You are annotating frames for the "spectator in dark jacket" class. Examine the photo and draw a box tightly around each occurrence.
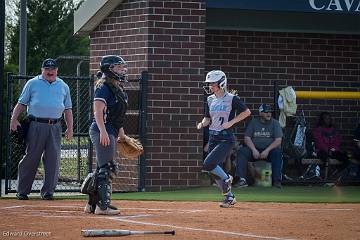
[312,112,348,167]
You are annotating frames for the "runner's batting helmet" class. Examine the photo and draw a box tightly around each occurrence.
[203,70,227,94]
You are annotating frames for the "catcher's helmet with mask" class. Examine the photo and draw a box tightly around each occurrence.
[203,70,227,94]
[100,55,127,81]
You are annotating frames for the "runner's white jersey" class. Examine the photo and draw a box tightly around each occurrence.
[205,92,247,132]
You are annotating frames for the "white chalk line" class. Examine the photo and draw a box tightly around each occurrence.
[20,213,297,240]
[1,204,353,213]
[0,204,83,210]
[32,213,154,219]
[111,218,297,240]
[121,207,206,213]
[1,205,27,209]
[1,206,155,219]
[43,206,354,213]
[253,208,352,212]
[1,205,205,212]
[1,205,207,217]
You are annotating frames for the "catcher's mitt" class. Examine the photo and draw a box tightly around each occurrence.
[117,136,144,159]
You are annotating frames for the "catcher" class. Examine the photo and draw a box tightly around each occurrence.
[84,55,130,215]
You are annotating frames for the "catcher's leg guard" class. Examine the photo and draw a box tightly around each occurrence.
[107,180,119,210]
[96,167,111,210]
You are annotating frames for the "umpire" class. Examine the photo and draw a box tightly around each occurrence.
[10,58,73,200]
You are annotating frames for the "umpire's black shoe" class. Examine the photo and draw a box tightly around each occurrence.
[41,194,54,200]
[16,193,29,200]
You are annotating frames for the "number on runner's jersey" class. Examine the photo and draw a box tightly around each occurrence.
[219,117,224,125]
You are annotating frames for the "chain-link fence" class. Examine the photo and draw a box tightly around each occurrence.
[109,72,148,192]
[3,71,148,194]
[4,74,94,193]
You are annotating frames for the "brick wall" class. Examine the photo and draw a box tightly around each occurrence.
[88,2,359,191]
[145,0,206,191]
[206,30,360,148]
[89,0,150,192]
[89,0,206,191]
[89,0,149,75]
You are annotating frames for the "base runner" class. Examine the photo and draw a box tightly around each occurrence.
[197,70,251,207]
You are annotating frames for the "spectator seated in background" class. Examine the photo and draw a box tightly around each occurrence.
[233,103,283,188]
[312,112,348,175]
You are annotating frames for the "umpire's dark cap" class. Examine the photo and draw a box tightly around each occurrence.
[259,103,272,113]
[42,58,58,69]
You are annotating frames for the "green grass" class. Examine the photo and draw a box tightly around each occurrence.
[3,186,360,203]
[108,186,360,203]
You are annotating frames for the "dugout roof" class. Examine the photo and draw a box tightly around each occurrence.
[74,0,360,35]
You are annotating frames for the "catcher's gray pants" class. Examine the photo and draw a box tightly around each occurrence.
[89,129,116,210]
[17,121,62,196]
[89,129,116,168]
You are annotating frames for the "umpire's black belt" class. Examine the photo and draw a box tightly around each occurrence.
[28,116,61,124]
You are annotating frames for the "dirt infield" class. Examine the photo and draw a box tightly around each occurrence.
[0,199,359,240]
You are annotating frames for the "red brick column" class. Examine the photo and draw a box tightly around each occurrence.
[89,0,206,191]
[146,0,206,191]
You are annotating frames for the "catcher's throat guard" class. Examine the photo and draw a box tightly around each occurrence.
[80,172,97,194]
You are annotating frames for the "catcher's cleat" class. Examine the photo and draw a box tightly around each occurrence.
[85,202,117,214]
[84,203,92,214]
[108,204,118,210]
[94,206,120,215]
[219,194,237,208]
[84,203,96,214]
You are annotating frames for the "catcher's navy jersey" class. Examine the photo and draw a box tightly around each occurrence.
[90,83,128,136]
[205,92,247,132]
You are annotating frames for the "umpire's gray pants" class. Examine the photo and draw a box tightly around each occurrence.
[17,121,62,196]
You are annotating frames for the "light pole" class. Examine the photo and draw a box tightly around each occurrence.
[0,0,5,197]
[19,0,27,75]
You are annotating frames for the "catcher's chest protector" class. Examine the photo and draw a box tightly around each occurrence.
[103,81,128,130]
